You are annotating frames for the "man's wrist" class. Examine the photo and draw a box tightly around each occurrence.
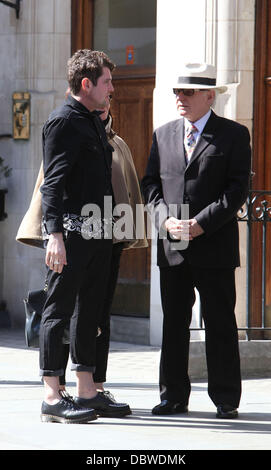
[49,232,63,239]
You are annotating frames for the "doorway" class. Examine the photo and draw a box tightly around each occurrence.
[71,0,156,317]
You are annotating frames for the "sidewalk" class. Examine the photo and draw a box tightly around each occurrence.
[0,328,271,454]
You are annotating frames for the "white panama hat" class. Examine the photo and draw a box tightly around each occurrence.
[173,63,227,94]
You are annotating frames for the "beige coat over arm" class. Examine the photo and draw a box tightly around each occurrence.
[16,117,148,251]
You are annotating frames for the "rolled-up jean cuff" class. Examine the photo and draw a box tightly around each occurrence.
[39,368,64,377]
[71,364,96,373]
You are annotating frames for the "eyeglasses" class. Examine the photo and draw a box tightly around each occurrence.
[173,88,206,97]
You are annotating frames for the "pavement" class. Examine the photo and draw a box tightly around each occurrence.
[0,328,271,461]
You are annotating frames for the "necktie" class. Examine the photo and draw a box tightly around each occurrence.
[184,124,198,161]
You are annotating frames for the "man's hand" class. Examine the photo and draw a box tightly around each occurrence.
[188,218,204,238]
[45,232,67,273]
[165,217,204,240]
[164,217,191,240]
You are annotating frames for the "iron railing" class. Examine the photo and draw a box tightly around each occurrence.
[237,190,271,338]
[190,189,271,340]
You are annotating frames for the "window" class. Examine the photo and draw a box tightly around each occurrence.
[93,0,156,68]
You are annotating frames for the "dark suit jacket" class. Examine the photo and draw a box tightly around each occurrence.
[142,110,251,268]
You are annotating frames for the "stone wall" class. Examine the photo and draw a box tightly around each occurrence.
[0,0,71,326]
[0,0,256,339]
[150,0,255,345]
[214,0,255,338]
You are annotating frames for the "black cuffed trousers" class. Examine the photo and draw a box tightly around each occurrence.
[39,232,112,377]
[59,242,124,385]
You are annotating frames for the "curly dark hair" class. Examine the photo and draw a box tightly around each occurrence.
[67,49,116,95]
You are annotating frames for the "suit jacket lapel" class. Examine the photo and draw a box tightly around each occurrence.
[186,110,219,168]
[173,118,187,172]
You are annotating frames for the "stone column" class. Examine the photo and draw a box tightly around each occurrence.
[150,0,255,345]
[214,0,255,338]
[0,0,71,326]
[150,0,207,345]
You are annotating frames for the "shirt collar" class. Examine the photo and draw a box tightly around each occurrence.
[66,94,101,118]
[185,109,211,135]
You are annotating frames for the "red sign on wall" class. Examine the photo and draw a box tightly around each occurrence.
[126,45,134,65]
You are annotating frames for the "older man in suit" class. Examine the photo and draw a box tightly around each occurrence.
[142,63,251,419]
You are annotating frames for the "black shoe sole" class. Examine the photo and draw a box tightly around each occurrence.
[41,413,97,424]
[152,407,188,416]
[152,410,188,416]
[216,412,238,419]
[96,408,132,418]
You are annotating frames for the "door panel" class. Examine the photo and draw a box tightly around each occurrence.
[71,0,155,316]
[110,77,154,316]
[71,0,94,52]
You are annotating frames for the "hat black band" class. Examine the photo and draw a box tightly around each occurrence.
[177,77,216,86]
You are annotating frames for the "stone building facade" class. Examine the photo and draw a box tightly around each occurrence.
[0,0,264,347]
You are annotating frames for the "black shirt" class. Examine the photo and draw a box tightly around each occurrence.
[41,95,113,234]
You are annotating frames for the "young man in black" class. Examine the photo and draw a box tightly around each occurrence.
[40,49,130,423]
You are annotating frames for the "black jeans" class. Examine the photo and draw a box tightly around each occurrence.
[59,242,124,385]
[159,260,241,408]
[39,232,112,377]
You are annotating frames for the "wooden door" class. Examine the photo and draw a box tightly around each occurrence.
[110,76,154,317]
[71,0,155,317]
[250,0,271,337]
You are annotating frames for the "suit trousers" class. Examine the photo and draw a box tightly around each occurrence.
[159,260,241,408]
[39,232,112,376]
[59,242,124,385]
